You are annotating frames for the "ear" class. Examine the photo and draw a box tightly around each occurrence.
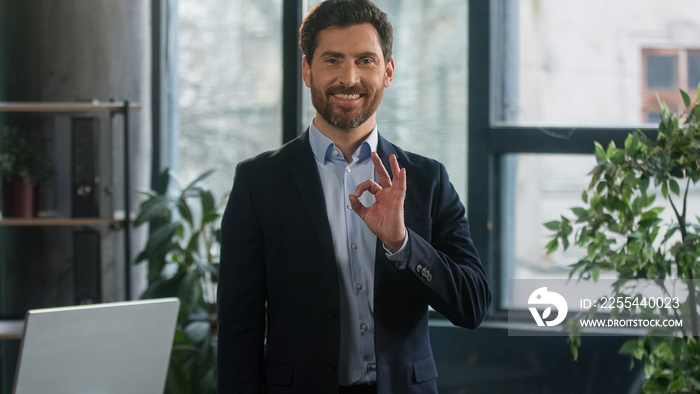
[384,56,395,88]
[302,55,312,88]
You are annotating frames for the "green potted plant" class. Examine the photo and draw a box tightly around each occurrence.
[134,168,223,394]
[545,86,700,392]
[0,125,54,217]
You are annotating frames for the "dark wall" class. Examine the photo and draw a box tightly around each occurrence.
[2,1,148,102]
[0,2,151,392]
[0,0,8,102]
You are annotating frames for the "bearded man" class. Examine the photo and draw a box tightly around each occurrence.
[217,1,492,393]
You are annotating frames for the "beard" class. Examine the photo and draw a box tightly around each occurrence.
[309,80,383,130]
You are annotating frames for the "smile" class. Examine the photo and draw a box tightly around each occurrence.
[333,93,361,100]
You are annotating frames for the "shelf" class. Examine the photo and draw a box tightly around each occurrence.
[0,100,138,299]
[0,101,141,113]
[0,218,122,227]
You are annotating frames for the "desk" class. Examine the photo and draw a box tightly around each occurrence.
[0,320,24,339]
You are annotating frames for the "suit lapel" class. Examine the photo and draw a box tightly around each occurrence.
[287,131,337,265]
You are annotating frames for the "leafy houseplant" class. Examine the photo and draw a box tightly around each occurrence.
[135,168,223,394]
[0,126,54,217]
[546,86,700,393]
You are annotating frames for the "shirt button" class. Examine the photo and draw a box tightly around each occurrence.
[361,323,369,331]
[351,243,358,250]
[333,150,339,156]
[346,166,352,173]
[356,283,363,291]
[347,204,353,210]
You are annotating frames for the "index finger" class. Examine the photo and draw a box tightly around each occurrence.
[371,152,392,187]
[389,154,406,192]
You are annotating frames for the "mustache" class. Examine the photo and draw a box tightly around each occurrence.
[326,86,366,95]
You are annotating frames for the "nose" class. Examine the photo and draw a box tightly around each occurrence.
[338,62,360,86]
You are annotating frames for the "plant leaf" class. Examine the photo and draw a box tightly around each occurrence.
[681,88,691,108]
[202,212,220,225]
[654,342,673,361]
[669,179,680,196]
[545,238,559,254]
[200,189,217,217]
[177,198,194,227]
[183,168,217,192]
[594,142,607,164]
[619,339,639,355]
[134,195,175,226]
[544,220,561,231]
[661,182,669,199]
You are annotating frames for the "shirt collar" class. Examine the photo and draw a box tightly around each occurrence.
[309,120,378,164]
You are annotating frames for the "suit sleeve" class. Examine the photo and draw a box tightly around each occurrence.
[402,162,492,329]
[217,163,266,393]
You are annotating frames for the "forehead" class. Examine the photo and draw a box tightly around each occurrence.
[314,23,383,58]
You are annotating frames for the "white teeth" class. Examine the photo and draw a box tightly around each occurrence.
[334,93,360,100]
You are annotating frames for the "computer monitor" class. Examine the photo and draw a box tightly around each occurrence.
[12,298,180,394]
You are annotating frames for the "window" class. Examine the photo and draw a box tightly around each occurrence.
[469,0,700,310]
[173,0,700,312]
[176,0,467,203]
[643,48,700,123]
[177,0,283,200]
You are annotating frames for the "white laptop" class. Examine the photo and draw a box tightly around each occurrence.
[12,298,180,394]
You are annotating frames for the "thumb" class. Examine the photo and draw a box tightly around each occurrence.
[348,194,368,219]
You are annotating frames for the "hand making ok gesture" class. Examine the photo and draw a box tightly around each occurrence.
[348,152,407,253]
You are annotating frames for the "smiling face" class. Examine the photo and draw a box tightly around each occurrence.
[302,23,394,134]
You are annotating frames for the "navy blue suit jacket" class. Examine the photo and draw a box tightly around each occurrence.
[217,131,491,393]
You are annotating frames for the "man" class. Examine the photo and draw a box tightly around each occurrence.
[217,0,491,393]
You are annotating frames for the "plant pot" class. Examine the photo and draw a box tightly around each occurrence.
[2,177,37,218]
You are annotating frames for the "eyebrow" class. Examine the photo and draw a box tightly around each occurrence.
[319,51,381,59]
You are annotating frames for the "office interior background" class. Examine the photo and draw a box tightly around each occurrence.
[1,0,699,392]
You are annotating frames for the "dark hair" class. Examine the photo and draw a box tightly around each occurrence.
[299,0,393,65]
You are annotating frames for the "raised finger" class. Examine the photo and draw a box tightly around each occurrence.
[390,155,407,192]
[354,179,382,197]
[371,152,392,187]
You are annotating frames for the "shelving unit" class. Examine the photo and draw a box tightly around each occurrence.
[0,101,141,320]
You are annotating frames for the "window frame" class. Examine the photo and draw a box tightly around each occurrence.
[642,48,700,122]
[467,1,657,317]
[154,0,662,317]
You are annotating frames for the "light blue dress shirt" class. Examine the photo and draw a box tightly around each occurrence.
[308,122,408,385]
